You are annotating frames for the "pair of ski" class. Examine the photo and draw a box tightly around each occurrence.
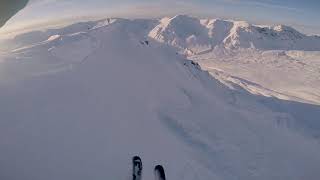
[132,156,166,180]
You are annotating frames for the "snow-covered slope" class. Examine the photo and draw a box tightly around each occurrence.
[190,48,320,105]
[149,15,212,55]
[149,15,320,52]
[1,18,320,180]
[2,19,117,51]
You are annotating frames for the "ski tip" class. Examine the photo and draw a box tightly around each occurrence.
[132,156,143,180]
[154,165,164,171]
[154,165,166,180]
[132,156,142,162]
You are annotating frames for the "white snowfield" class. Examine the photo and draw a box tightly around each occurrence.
[0,16,320,180]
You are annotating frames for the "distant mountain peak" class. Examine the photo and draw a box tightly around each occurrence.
[149,15,320,52]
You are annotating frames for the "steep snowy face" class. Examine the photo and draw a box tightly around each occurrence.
[149,15,211,54]
[205,19,233,46]
[223,21,258,49]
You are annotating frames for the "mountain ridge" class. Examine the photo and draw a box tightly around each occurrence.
[4,15,320,54]
[148,15,320,53]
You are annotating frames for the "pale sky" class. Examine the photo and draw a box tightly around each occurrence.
[1,0,320,35]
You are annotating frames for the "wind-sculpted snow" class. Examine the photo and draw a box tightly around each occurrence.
[1,17,320,180]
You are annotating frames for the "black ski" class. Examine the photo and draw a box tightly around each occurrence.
[132,156,143,180]
[154,165,166,180]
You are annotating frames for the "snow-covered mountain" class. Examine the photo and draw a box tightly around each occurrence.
[223,23,320,50]
[149,15,320,53]
[1,17,320,180]
[148,15,212,55]
[148,15,320,105]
